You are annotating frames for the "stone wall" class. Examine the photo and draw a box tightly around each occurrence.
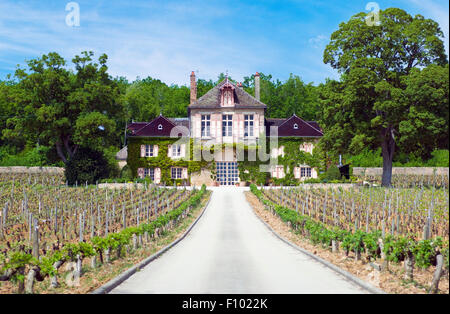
[353,167,449,176]
[0,166,64,174]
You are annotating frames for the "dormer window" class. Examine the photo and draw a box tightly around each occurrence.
[158,124,163,130]
[220,77,235,107]
[224,90,233,106]
[293,123,298,129]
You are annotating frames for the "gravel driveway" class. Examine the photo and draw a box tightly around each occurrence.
[110,187,368,294]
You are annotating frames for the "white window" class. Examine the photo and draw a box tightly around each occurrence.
[225,90,233,106]
[171,167,183,179]
[301,167,312,178]
[222,114,232,137]
[145,144,154,157]
[201,115,211,137]
[144,168,155,181]
[172,144,181,157]
[273,165,285,178]
[158,124,163,130]
[293,123,298,129]
[244,114,254,137]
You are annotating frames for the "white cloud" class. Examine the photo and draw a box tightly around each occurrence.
[0,1,271,85]
[308,35,328,49]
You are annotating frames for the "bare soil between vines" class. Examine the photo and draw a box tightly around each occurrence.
[0,191,211,294]
[245,191,449,294]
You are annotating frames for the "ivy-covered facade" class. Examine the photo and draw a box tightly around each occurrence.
[121,72,323,186]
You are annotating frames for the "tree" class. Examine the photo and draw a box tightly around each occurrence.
[242,73,319,120]
[2,51,124,164]
[397,64,449,157]
[321,8,448,186]
[65,146,110,185]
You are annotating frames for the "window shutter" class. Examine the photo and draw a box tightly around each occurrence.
[140,145,145,157]
[294,167,300,179]
[182,168,188,179]
[180,144,186,158]
[272,166,277,178]
[154,145,158,157]
[137,168,144,178]
[167,145,172,157]
[154,168,161,184]
[277,166,285,179]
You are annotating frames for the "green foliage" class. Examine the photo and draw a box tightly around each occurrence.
[426,150,449,167]
[344,148,383,167]
[344,148,448,167]
[242,73,320,120]
[325,164,342,181]
[2,51,125,164]
[0,145,53,167]
[127,137,206,185]
[65,146,111,185]
[320,8,448,186]
[120,164,133,181]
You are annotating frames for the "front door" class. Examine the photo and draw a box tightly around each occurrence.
[216,161,239,186]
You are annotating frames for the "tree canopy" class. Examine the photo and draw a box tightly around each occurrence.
[319,7,448,186]
[2,51,124,164]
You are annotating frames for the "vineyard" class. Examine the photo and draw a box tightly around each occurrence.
[355,173,449,189]
[251,183,449,293]
[0,172,208,293]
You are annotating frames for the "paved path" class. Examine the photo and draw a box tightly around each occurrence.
[110,187,368,294]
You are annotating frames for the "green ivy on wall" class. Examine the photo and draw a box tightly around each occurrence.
[127,137,323,185]
[127,137,207,185]
[238,137,324,186]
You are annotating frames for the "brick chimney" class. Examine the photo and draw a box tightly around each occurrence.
[190,71,197,105]
[254,72,260,101]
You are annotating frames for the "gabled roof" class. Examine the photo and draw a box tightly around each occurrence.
[266,115,323,137]
[128,115,190,137]
[189,78,267,109]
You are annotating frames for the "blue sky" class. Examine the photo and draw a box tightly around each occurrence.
[0,0,448,86]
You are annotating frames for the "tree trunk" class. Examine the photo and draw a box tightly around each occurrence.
[55,141,68,164]
[381,128,395,187]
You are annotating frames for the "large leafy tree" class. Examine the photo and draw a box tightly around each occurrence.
[321,8,448,186]
[3,51,124,164]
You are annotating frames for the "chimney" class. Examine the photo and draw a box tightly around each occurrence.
[254,72,260,101]
[190,71,197,105]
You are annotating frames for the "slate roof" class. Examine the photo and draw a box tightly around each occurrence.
[127,115,190,137]
[266,115,323,137]
[188,78,267,109]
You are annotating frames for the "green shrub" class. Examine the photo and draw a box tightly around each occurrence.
[345,148,383,167]
[426,150,449,167]
[120,164,133,181]
[325,165,342,181]
[0,146,50,167]
[65,147,110,185]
